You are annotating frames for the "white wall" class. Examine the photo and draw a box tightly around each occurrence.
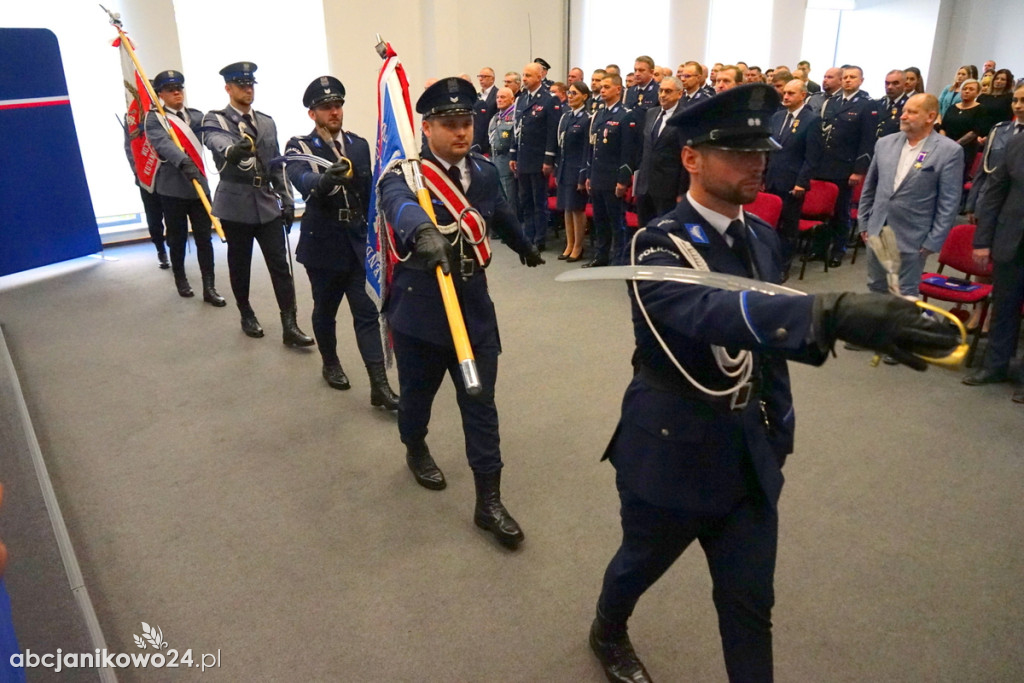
[931,0,1024,93]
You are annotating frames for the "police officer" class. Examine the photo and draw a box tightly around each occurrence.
[815,65,878,267]
[624,56,659,113]
[488,86,518,217]
[583,73,638,267]
[284,77,398,408]
[144,70,224,305]
[123,125,167,270]
[203,62,313,346]
[534,57,554,88]
[510,62,561,250]
[876,69,910,138]
[587,84,959,683]
[376,77,544,549]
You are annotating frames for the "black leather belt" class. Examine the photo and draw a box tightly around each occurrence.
[336,208,360,222]
[402,252,480,279]
[221,176,264,187]
[637,364,759,412]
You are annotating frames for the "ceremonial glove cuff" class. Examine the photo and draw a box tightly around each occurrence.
[812,292,959,371]
[225,138,254,165]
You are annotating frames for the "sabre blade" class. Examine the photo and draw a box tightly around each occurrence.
[555,265,808,297]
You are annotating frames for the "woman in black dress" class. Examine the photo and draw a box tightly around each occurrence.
[978,68,1015,133]
[555,82,592,262]
[939,79,988,183]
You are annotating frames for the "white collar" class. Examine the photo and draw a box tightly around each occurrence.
[229,104,252,118]
[686,192,744,242]
[528,85,542,97]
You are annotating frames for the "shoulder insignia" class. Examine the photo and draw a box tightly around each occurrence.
[684,223,709,244]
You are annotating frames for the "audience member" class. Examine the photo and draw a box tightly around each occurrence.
[555,81,592,262]
[625,56,658,112]
[714,65,743,93]
[635,76,686,225]
[489,86,519,217]
[904,66,925,95]
[939,65,977,119]
[876,69,909,139]
[473,66,498,154]
[939,78,988,183]
[979,69,1016,131]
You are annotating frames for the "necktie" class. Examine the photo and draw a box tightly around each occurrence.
[1015,123,1023,135]
[780,112,792,137]
[334,140,343,157]
[725,220,753,277]
[242,113,256,137]
[652,110,664,143]
[446,164,464,194]
[174,110,186,122]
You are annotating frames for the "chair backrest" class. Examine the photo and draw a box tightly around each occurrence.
[938,223,993,277]
[800,180,839,220]
[743,192,783,228]
[966,151,984,181]
[850,180,864,215]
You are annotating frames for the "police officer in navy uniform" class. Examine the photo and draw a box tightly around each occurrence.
[510,62,562,250]
[203,62,313,347]
[376,78,544,549]
[815,65,878,266]
[123,126,168,270]
[875,69,910,139]
[284,76,398,408]
[587,84,959,682]
[145,70,224,305]
[624,56,659,114]
[534,57,554,89]
[584,73,638,267]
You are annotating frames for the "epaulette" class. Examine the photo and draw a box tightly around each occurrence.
[469,151,495,168]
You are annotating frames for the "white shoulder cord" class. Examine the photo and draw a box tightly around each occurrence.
[629,228,753,398]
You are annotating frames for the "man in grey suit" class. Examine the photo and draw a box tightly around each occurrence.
[203,62,312,346]
[858,93,963,297]
[963,127,1024,401]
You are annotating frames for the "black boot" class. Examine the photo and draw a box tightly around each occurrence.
[281,309,315,347]
[240,309,264,338]
[367,363,399,410]
[473,470,524,548]
[322,363,350,390]
[157,248,170,270]
[589,612,652,683]
[173,270,194,297]
[201,273,226,307]
[405,442,446,490]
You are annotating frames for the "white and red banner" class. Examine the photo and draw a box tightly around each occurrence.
[113,33,160,191]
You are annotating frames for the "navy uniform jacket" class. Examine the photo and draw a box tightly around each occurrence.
[377,149,534,348]
[974,132,1024,262]
[635,105,686,200]
[680,89,708,109]
[765,105,823,194]
[586,100,639,191]
[605,199,827,512]
[817,91,878,179]
[624,80,658,113]
[875,93,909,138]
[966,120,1018,213]
[586,95,603,115]
[284,129,372,271]
[144,107,209,199]
[510,87,562,173]
[556,108,591,187]
[472,87,498,154]
[203,106,293,224]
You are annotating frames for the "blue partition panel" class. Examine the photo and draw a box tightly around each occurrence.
[0,28,101,277]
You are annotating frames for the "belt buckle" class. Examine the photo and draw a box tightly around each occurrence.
[729,382,753,411]
[252,176,263,187]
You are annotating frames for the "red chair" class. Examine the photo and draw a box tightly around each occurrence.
[743,192,783,229]
[546,173,563,237]
[795,180,839,280]
[963,151,983,193]
[849,180,865,264]
[919,223,994,366]
[623,185,640,229]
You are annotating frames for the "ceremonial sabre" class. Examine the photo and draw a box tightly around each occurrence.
[373,35,481,396]
[556,265,969,368]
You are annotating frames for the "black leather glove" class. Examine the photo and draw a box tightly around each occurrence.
[225,138,254,165]
[413,223,455,275]
[813,292,959,370]
[519,247,545,267]
[281,207,295,232]
[316,159,353,194]
[179,158,204,183]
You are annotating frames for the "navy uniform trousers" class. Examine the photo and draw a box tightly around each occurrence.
[161,196,214,275]
[140,187,166,253]
[303,237,382,368]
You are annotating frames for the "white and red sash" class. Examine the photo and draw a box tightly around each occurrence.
[164,112,206,175]
[419,159,491,267]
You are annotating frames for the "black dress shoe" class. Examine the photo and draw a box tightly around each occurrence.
[557,253,570,260]
[174,273,194,297]
[241,314,264,338]
[473,471,524,549]
[566,254,583,263]
[406,444,446,490]
[589,617,652,683]
[322,363,350,390]
[536,242,546,252]
[882,354,899,365]
[581,258,609,268]
[157,250,170,270]
[828,257,843,268]
[962,367,1009,386]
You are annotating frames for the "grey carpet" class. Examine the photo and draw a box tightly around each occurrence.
[0,233,1021,682]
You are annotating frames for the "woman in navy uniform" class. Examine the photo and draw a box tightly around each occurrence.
[587,84,958,683]
[376,78,544,549]
[285,76,398,409]
[555,81,592,262]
